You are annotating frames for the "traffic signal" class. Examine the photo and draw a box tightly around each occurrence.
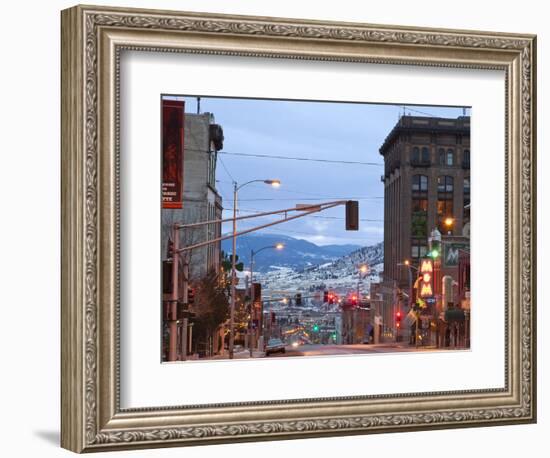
[345,200,359,231]
[397,289,404,302]
[395,311,402,328]
[188,288,195,305]
[313,324,320,332]
[328,292,334,304]
[295,293,302,306]
[323,290,329,303]
[351,294,358,305]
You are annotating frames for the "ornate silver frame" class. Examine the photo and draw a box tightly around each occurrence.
[61,4,537,453]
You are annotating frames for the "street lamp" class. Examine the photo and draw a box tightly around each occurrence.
[444,217,454,235]
[398,260,419,308]
[229,179,281,359]
[249,243,285,355]
[398,260,421,346]
[357,264,369,304]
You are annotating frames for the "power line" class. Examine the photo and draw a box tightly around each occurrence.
[218,156,236,183]
[401,105,444,118]
[235,197,383,202]
[223,207,383,223]
[216,179,378,200]
[218,151,383,167]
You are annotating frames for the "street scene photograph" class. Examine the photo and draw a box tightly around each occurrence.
[161,95,471,362]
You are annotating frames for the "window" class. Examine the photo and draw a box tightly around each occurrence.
[411,244,428,259]
[412,198,428,212]
[438,175,454,233]
[411,209,427,237]
[437,199,453,216]
[463,149,470,168]
[438,175,454,192]
[421,146,430,162]
[446,149,454,166]
[412,175,428,239]
[464,176,471,226]
[438,148,445,165]
[412,146,420,162]
[412,175,428,192]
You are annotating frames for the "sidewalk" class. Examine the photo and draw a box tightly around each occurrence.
[208,349,266,360]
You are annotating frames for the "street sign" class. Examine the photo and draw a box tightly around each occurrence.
[296,203,321,212]
[443,243,468,267]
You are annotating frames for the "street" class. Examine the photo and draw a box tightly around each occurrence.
[268,343,442,357]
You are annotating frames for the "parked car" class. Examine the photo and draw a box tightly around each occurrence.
[266,338,286,355]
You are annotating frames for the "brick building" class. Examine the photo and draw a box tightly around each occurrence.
[378,115,470,335]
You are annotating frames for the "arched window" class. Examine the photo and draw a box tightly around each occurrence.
[446,148,454,166]
[421,146,430,163]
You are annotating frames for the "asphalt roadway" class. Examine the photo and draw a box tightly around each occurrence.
[267,343,444,357]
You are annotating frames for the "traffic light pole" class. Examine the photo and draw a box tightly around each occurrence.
[168,199,358,361]
[168,225,179,362]
[181,256,189,361]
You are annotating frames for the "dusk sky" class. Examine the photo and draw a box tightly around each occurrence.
[169,95,468,248]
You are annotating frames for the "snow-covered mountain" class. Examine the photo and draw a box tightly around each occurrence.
[257,241,384,298]
[221,233,361,272]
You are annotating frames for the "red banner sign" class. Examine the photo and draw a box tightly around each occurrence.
[162,99,185,209]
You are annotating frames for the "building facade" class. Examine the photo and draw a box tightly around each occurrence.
[161,112,224,279]
[378,115,470,337]
[161,108,225,361]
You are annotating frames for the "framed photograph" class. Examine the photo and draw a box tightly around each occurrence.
[61,4,536,453]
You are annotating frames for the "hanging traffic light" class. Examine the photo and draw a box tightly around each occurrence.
[323,290,329,303]
[345,200,359,231]
[351,294,358,305]
[295,293,302,306]
[328,292,334,304]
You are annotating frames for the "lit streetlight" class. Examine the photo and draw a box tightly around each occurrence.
[444,216,454,235]
[357,264,369,304]
[229,179,281,359]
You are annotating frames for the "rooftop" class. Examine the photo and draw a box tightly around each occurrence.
[379,115,470,156]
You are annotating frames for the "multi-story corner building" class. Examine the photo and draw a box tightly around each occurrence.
[378,115,470,336]
[161,111,224,279]
[161,105,225,361]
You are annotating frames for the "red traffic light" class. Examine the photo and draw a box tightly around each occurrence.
[396,311,402,318]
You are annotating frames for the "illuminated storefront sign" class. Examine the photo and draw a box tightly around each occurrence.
[419,258,434,298]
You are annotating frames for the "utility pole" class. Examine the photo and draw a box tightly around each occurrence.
[229,182,238,359]
[181,254,189,361]
[168,224,179,362]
